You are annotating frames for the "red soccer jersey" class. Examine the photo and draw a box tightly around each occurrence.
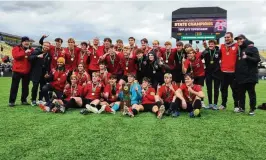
[74,71,91,87]
[12,46,34,74]
[184,53,205,77]
[104,84,120,102]
[83,81,104,100]
[158,84,179,103]
[88,46,104,71]
[143,47,152,56]
[220,43,238,72]
[161,48,176,70]
[77,50,90,70]
[142,87,156,104]
[65,47,81,72]
[99,71,111,87]
[105,54,121,74]
[180,84,202,102]
[129,45,138,58]
[63,83,83,101]
[49,45,65,70]
[50,69,68,92]
[120,56,137,76]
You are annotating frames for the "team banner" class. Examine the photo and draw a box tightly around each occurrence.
[172,18,227,33]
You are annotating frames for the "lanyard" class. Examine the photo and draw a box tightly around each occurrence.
[110,54,116,66]
[92,83,98,92]
[177,51,183,62]
[209,48,216,61]
[165,50,171,61]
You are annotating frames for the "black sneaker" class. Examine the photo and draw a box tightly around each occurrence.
[80,109,89,115]
[9,103,15,107]
[21,101,30,105]
[249,110,255,116]
[164,109,172,116]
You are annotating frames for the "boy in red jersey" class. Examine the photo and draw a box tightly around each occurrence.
[154,73,180,118]
[77,42,90,70]
[80,72,105,115]
[73,63,90,86]
[98,61,111,86]
[65,38,81,72]
[175,73,205,118]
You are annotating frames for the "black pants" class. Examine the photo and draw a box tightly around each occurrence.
[42,84,63,103]
[9,72,30,103]
[220,72,238,108]
[31,78,46,101]
[205,74,221,105]
[238,83,256,111]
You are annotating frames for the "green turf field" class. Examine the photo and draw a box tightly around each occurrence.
[0,77,266,160]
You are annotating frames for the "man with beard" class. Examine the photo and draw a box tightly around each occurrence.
[29,41,51,106]
[140,38,152,56]
[9,36,34,107]
[65,38,81,72]
[234,34,260,115]
[219,32,238,111]
[39,35,65,70]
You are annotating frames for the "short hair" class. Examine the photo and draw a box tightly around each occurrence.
[110,75,117,79]
[225,32,233,38]
[136,48,144,55]
[67,38,75,44]
[43,41,50,45]
[55,38,63,43]
[123,46,130,50]
[92,72,100,77]
[184,73,194,80]
[141,38,148,44]
[184,43,192,49]
[81,41,88,47]
[164,73,172,78]
[185,47,196,54]
[208,40,217,45]
[77,62,85,67]
[116,39,123,43]
[128,37,135,41]
[164,41,172,46]
[127,73,136,78]
[142,77,151,83]
[104,37,112,44]
[152,40,159,45]
[176,41,183,46]
[110,44,114,48]
[70,74,77,80]
[57,57,65,64]
[99,61,106,66]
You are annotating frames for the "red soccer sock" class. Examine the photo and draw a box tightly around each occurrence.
[105,105,112,113]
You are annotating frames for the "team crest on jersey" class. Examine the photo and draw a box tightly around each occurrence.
[232,47,236,50]
[215,54,219,58]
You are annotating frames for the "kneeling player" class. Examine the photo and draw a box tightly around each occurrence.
[154,73,180,118]
[129,77,163,118]
[39,74,83,113]
[80,72,105,115]
[175,73,205,118]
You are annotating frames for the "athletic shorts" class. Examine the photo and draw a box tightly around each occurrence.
[143,103,156,112]
[194,76,205,86]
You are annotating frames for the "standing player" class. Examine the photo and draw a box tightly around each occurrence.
[65,38,81,72]
[174,41,186,85]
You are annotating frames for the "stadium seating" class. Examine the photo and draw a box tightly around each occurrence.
[0,41,12,56]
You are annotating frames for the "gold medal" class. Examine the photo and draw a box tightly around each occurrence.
[153,71,156,74]
[81,60,83,63]
[25,56,28,58]
[226,52,229,55]
[71,58,74,61]
[57,78,60,81]
[94,56,96,58]
[55,57,58,60]
[239,57,241,60]
[165,60,168,63]
[126,67,128,70]
[210,61,214,64]
[92,93,95,95]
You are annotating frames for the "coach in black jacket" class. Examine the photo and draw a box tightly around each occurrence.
[29,42,51,106]
[235,35,261,115]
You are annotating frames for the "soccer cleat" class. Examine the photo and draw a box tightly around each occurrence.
[212,104,218,110]
[172,111,180,117]
[248,110,255,116]
[219,105,226,110]
[31,101,37,106]
[9,103,15,107]
[51,107,59,113]
[234,107,244,113]
[193,109,200,117]
[98,105,106,114]
[122,106,129,115]
[39,104,50,112]
[164,109,172,116]
[203,104,211,109]
[21,101,30,105]
[59,105,66,113]
[127,107,134,117]
[201,101,206,109]
[86,104,99,113]
[80,109,89,115]
[157,105,165,119]
[189,111,195,118]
